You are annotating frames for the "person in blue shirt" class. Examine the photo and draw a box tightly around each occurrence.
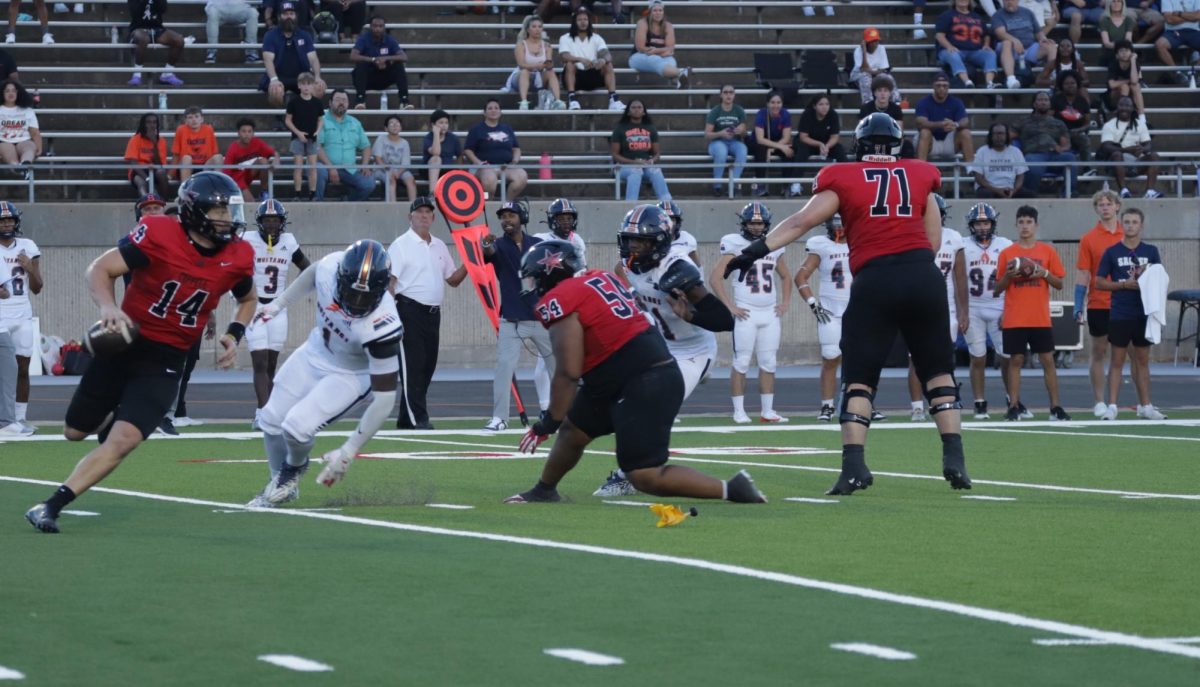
[934,0,998,88]
[421,108,462,187]
[992,0,1057,88]
[1094,206,1166,420]
[464,99,528,200]
[915,72,974,161]
[260,2,325,109]
[350,16,411,110]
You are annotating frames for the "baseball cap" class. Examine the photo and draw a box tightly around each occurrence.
[280,1,296,11]
[410,196,436,212]
[863,27,881,42]
[932,72,951,85]
[137,192,166,210]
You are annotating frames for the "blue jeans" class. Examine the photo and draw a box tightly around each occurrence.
[628,52,677,77]
[1061,5,1104,25]
[1023,151,1078,196]
[708,139,748,185]
[938,47,997,78]
[316,165,375,201]
[617,164,671,202]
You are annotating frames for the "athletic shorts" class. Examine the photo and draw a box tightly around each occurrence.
[674,352,713,400]
[246,304,288,352]
[565,66,606,92]
[568,360,683,473]
[1002,327,1055,356]
[965,307,1008,358]
[288,138,320,157]
[1108,317,1150,348]
[1087,307,1110,338]
[0,317,34,357]
[64,338,186,440]
[259,341,371,443]
[816,298,848,360]
[731,307,780,374]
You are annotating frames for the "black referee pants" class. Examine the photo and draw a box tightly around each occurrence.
[396,294,441,427]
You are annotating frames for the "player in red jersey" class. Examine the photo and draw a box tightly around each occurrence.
[504,239,766,505]
[26,172,258,534]
[724,113,970,496]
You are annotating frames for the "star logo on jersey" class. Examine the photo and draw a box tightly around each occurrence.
[537,250,565,272]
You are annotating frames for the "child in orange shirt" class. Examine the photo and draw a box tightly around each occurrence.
[123,112,169,196]
[994,205,1069,422]
[171,105,224,182]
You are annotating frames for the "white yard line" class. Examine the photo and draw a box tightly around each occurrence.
[543,648,625,666]
[602,500,651,507]
[830,643,917,660]
[256,655,334,672]
[971,427,1200,443]
[1034,636,1200,647]
[961,496,1017,502]
[784,497,840,504]
[426,504,475,510]
[0,665,25,680]
[60,510,102,516]
[4,474,1199,662]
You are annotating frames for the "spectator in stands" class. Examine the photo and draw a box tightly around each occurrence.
[1014,90,1078,196]
[513,15,564,111]
[262,2,326,109]
[0,46,15,81]
[1106,39,1145,112]
[319,0,366,42]
[1098,94,1162,198]
[205,0,260,64]
[285,71,323,199]
[858,74,916,158]
[850,27,898,105]
[536,0,625,25]
[225,117,279,201]
[935,0,999,89]
[559,6,624,111]
[912,0,929,39]
[351,15,411,110]
[373,114,416,203]
[264,0,313,31]
[465,98,527,200]
[1155,0,1200,85]
[422,108,461,188]
[1127,0,1165,44]
[315,89,373,201]
[1097,0,1136,65]
[629,0,690,88]
[793,94,845,197]
[1036,37,1090,92]
[971,122,1034,198]
[748,90,793,197]
[993,0,1056,88]
[610,99,670,202]
[1051,70,1092,161]
[704,84,747,196]
[915,73,974,162]
[6,0,52,44]
[170,106,223,183]
[124,112,168,196]
[980,0,1060,33]
[1062,0,1105,44]
[127,0,184,87]
[0,79,37,175]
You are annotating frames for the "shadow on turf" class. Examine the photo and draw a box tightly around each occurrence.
[319,482,438,508]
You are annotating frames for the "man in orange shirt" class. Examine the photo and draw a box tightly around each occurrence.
[171,105,224,183]
[1073,189,1124,418]
[995,205,1069,422]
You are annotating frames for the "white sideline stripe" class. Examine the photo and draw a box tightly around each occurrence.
[543,648,624,666]
[830,643,917,660]
[602,500,651,507]
[784,497,840,504]
[61,509,101,516]
[961,496,1017,502]
[426,503,475,510]
[3,475,1199,662]
[0,665,25,680]
[257,654,334,672]
[972,427,1200,443]
[1034,636,1200,647]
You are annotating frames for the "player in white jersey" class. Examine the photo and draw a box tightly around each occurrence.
[711,201,791,423]
[961,202,1014,419]
[0,201,43,433]
[594,204,735,497]
[907,194,967,421]
[248,240,402,507]
[531,198,588,420]
[243,199,312,428]
[659,199,701,267]
[794,215,856,422]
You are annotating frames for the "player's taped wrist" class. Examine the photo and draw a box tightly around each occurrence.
[806,296,817,306]
[1073,284,1086,316]
[224,322,246,344]
[341,390,396,455]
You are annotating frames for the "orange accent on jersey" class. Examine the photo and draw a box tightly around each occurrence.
[998,241,1065,329]
[1076,222,1123,311]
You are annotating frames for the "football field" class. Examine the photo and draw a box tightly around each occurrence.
[3,416,1199,685]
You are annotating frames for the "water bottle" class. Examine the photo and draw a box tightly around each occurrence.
[538,152,552,181]
[1194,165,1200,198]
[380,91,388,111]
[158,91,167,111]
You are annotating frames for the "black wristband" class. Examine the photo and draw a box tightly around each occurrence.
[534,416,562,436]
[225,322,246,344]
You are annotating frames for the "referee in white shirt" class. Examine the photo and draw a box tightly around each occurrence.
[388,196,467,429]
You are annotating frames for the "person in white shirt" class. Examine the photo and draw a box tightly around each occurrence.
[961,202,1014,419]
[850,27,900,104]
[0,80,40,173]
[531,197,586,418]
[0,200,40,433]
[711,202,792,423]
[388,196,467,430]
[659,199,699,266]
[971,122,1034,199]
[558,7,624,111]
[1097,95,1162,199]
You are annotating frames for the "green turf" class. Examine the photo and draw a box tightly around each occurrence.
[2,420,1199,685]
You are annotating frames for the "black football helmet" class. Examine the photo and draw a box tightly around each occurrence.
[545,198,578,239]
[520,239,585,297]
[965,202,998,244]
[854,112,904,159]
[335,239,392,318]
[826,213,844,242]
[738,201,772,240]
[0,201,21,240]
[617,204,674,274]
[256,198,289,244]
[496,199,529,226]
[657,199,683,239]
[177,171,246,245]
[933,193,949,221]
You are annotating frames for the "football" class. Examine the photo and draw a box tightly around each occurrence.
[1008,257,1036,278]
[83,319,140,357]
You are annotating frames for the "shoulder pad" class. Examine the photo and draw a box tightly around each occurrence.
[656,258,702,294]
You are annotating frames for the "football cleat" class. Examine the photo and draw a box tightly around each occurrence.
[156,416,179,436]
[1005,406,1021,421]
[870,410,888,422]
[483,418,508,432]
[725,470,767,503]
[1093,401,1108,418]
[1049,406,1071,421]
[593,470,638,497]
[265,461,307,504]
[817,405,834,422]
[1018,403,1034,420]
[245,492,276,509]
[825,468,874,496]
[1138,405,1167,421]
[25,503,60,533]
[760,412,789,423]
[504,487,562,503]
[910,407,927,422]
[173,416,203,427]
[732,412,752,424]
[973,401,989,420]
[942,455,972,490]
[1102,404,1118,421]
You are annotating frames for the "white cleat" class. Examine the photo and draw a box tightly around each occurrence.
[1093,401,1108,418]
[1137,404,1166,421]
[1101,404,1118,421]
[760,412,789,423]
[910,407,927,422]
[732,412,752,424]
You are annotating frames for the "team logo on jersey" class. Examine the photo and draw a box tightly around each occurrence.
[537,250,564,272]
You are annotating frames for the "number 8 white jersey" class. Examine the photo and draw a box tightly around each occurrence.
[719,233,784,309]
[626,249,716,360]
[244,230,301,299]
[803,235,851,309]
[0,237,39,321]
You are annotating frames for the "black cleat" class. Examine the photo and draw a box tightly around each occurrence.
[943,456,972,490]
[1005,406,1021,422]
[726,470,768,503]
[503,486,562,503]
[156,416,179,436]
[25,503,60,533]
[1049,406,1071,421]
[871,410,888,422]
[825,469,874,496]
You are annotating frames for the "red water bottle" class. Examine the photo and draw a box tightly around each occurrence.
[539,152,552,180]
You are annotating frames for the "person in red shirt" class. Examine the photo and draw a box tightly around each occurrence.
[224,117,279,202]
[724,112,970,496]
[1073,189,1123,417]
[504,239,766,505]
[995,205,1068,421]
[123,112,169,197]
[171,105,224,183]
[25,172,258,534]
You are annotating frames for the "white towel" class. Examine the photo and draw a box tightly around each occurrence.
[1138,263,1169,345]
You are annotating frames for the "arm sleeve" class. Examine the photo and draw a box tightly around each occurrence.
[689,293,735,332]
[118,241,150,269]
[231,276,254,299]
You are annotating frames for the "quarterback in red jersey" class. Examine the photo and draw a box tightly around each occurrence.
[504,239,766,505]
[724,113,970,496]
[26,172,258,534]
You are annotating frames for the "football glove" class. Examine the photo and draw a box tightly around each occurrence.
[808,299,833,324]
[722,238,770,281]
[254,302,282,325]
[518,416,562,454]
[316,446,354,487]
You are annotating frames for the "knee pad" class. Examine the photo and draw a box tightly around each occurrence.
[821,343,842,360]
[923,382,963,416]
[280,412,317,445]
[731,351,752,375]
[839,387,875,427]
[757,350,777,374]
